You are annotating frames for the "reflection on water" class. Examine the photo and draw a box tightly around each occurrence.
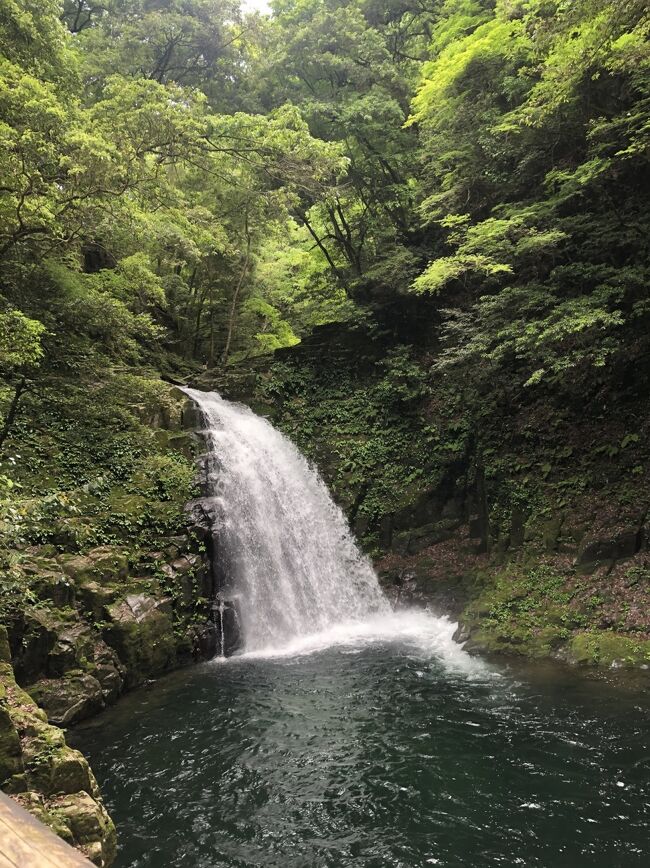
[73,624,650,868]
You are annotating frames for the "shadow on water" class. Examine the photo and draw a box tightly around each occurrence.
[72,629,650,868]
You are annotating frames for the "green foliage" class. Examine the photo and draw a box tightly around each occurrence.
[0,372,195,554]
[259,343,449,549]
[2,0,643,387]
[0,310,45,368]
[1,0,649,595]
[410,0,650,391]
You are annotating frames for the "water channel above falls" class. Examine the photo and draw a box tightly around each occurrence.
[74,634,650,868]
[74,392,650,866]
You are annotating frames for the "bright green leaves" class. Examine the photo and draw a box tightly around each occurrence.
[411,11,534,219]
[0,310,45,369]
[413,255,512,294]
[67,0,244,107]
[410,0,650,391]
[504,0,649,129]
[42,262,164,365]
[91,76,207,167]
[239,297,300,357]
[413,208,567,294]
[206,104,346,196]
[0,0,72,81]
[433,281,626,387]
[411,18,530,124]
[2,0,648,379]
[0,0,352,369]
[256,0,428,297]
[90,255,166,313]
[0,58,69,252]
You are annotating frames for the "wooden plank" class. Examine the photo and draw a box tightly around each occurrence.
[0,792,93,867]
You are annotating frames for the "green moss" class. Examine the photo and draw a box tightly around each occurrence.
[567,632,650,668]
[461,562,579,658]
[0,663,115,863]
[104,597,176,688]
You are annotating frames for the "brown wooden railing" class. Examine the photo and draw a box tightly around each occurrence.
[0,792,93,867]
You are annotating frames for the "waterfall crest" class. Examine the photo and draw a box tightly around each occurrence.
[183,388,390,653]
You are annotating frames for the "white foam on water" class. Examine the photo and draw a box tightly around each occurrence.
[234,610,488,677]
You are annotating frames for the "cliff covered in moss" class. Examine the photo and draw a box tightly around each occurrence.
[213,316,650,671]
[0,372,222,861]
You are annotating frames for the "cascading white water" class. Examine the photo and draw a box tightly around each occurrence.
[183,388,391,652]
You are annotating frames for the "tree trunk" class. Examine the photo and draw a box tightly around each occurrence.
[221,216,252,367]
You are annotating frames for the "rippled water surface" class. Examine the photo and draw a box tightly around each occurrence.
[74,618,650,867]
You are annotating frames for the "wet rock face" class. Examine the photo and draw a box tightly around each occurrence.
[7,536,216,710]
[0,386,216,859]
[214,600,242,658]
[576,526,645,569]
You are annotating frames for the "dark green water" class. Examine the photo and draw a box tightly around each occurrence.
[73,634,650,868]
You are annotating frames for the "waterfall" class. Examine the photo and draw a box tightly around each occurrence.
[183,388,390,654]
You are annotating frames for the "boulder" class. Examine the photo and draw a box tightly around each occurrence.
[0,626,11,663]
[77,581,118,621]
[0,702,23,781]
[0,658,116,865]
[577,527,642,568]
[10,610,60,685]
[27,674,104,727]
[53,791,117,867]
[104,594,175,687]
[46,623,95,678]
[59,547,129,585]
[89,641,124,704]
[392,519,459,556]
[19,562,76,608]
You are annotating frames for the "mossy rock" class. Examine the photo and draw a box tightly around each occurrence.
[155,429,197,459]
[0,704,23,781]
[566,631,650,668]
[525,626,570,658]
[577,528,640,568]
[77,581,118,621]
[27,674,104,727]
[106,490,149,517]
[463,627,512,656]
[13,792,75,843]
[46,623,96,679]
[462,621,569,660]
[0,660,114,861]
[10,610,63,685]
[59,547,129,586]
[52,791,117,867]
[392,519,459,555]
[0,625,11,664]
[34,573,77,608]
[19,559,76,608]
[104,594,176,687]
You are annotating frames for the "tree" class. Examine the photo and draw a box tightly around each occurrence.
[410,0,650,390]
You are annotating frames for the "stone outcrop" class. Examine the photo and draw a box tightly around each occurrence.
[0,627,116,866]
[3,533,217,729]
[0,381,219,862]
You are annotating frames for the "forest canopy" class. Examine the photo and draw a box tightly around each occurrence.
[0,0,648,386]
